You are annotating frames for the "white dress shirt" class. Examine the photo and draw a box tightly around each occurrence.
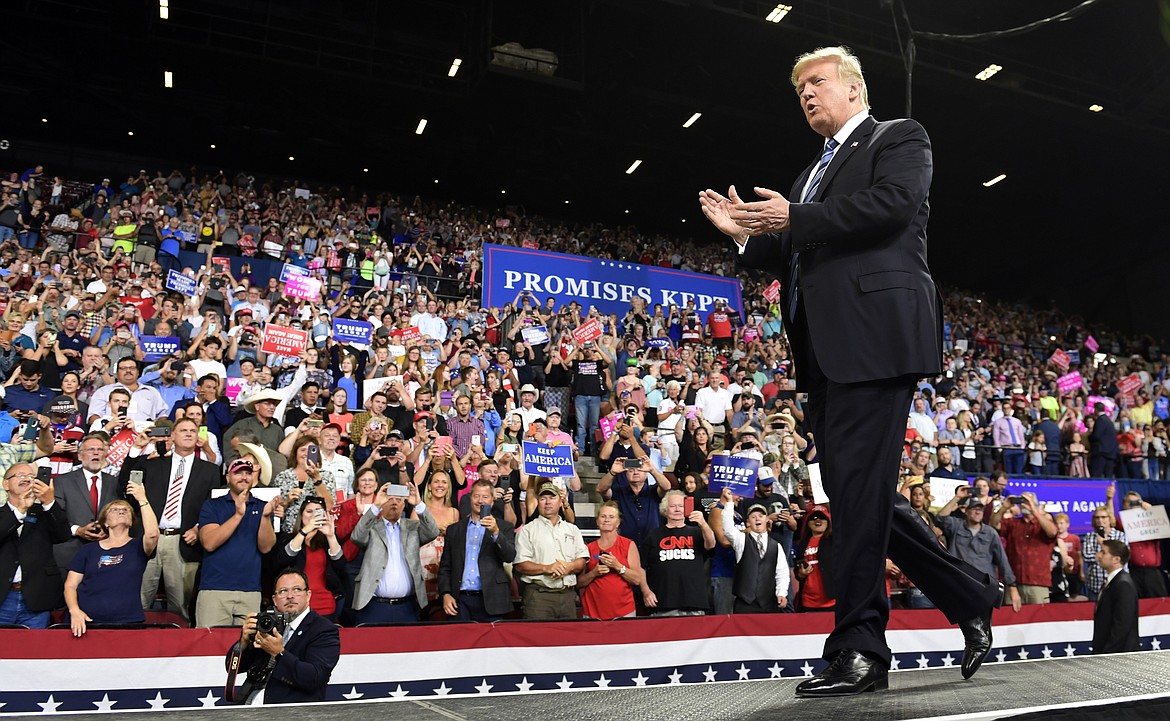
[159,452,196,531]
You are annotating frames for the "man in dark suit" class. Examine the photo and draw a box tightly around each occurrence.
[1,463,71,627]
[227,567,340,704]
[1088,402,1119,477]
[1093,539,1140,654]
[52,433,120,574]
[438,480,517,622]
[121,417,222,622]
[700,46,1000,696]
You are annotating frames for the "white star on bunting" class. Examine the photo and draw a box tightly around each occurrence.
[475,680,493,695]
[768,663,784,678]
[1063,644,1077,657]
[146,692,169,710]
[37,696,62,713]
[594,674,611,688]
[197,690,219,708]
[889,656,901,671]
[702,666,718,682]
[515,677,535,693]
[1152,638,1163,651]
[632,672,650,687]
[736,664,751,681]
[1041,646,1053,659]
[995,650,1008,663]
[916,655,930,669]
[342,687,364,700]
[389,685,409,698]
[433,682,452,696]
[800,662,815,677]
[940,653,955,667]
[556,676,574,691]
[93,694,117,712]
[1017,648,1030,660]
[667,669,684,685]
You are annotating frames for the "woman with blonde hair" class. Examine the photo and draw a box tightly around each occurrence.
[64,484,159,635]
[577,501,644,619]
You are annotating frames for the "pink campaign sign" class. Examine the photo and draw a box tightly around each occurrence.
[1056,371,1083,394]
[1085,335,1099,354]
[285,275,321,300]
[1049,349,1070,371]
[224,377,246,406]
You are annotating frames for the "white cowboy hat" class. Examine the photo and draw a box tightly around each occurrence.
[236,442,273,487]
[518,384,539,400]
[243,389,285,414]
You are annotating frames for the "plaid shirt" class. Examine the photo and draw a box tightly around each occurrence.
[1080,528,1127,595]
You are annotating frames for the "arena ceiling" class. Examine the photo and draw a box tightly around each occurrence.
[6,0,1168,336]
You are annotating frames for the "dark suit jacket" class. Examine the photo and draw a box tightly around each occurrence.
[52,469,120,572]
[739,115,941,384]
[1093,570,1140,654]
[436,516,517,617]
[226,609,341,704]
[0,502,72,611]
[119,454,222,562]
[1089,413,1120,460]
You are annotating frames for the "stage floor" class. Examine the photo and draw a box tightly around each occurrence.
[6,650,1167,721]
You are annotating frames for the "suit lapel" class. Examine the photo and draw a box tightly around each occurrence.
[810,115,876,202]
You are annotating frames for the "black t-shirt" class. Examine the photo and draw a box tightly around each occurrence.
[383,403,414,439]
[572,359,607,397]
[641,524,711,612]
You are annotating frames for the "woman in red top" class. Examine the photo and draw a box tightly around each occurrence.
[277,496,348,622]
[577,502,645,619]
[795,505,835,611]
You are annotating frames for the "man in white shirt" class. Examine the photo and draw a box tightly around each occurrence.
[718,487,790,613]
[695,373,733,434]
[87,357,169,424]
[350,482,438,624]
[317,425,353,497]
[411,299,448,342]
[188,336,229,384]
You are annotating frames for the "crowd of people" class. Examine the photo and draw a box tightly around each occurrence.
[0,163,1166,632]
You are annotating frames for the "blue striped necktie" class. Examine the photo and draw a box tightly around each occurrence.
[787,138,839,321]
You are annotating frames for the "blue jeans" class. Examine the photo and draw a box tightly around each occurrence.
[0,590,50,628]
[1002,449,1025,475]
[709,575,734,615]
[18,231,39,250]
[0,227,15,242]
[906,587,936,609]
[574,394,601,455]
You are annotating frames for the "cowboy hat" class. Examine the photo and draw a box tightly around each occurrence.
[236,442,273,487]
[243,389,285,414]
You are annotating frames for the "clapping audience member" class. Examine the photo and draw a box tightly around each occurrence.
[64,481,159,635]
[513,482,589,619]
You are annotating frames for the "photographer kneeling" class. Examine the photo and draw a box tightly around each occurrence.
[225,568,341,705]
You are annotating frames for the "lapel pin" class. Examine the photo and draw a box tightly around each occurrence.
[851,141,859,148]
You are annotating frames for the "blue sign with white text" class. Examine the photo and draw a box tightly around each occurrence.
[1001,478,1114,535]
[708,454,760,494]
[141,336,180,363]
[482,243,743,319]
[280,263,311,282]
[522,440,575,478]
[165,270,197,296]
[332,319,373,345]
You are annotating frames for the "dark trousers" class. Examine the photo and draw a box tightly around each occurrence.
[456,591,504,623]
[794,308,1000,665]
[734,598,778,614]
[355,597,420,625]
[1130,566,1168,598]
[1089,455,1116,478]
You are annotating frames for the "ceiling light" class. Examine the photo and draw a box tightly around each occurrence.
[415,118,428,135]
[288,156,295,161]
[159,0,169,20]
[41,118,47,123]
[448,58,462,78]
[625,159,642,175]
[501,189,506,194]
[682,112,702,129]
[433,179,439,184]
[565,200,570,204]
[975,64,1002,81]
[363,168,369,173]
[164,70,173,88]
[1089,104,1103,113]
[624,209,630,214]
[982,173,1007,187]
[127,131,134,136]
[209,144,216,149]
[765,4,792,23]
[681,219,687,223]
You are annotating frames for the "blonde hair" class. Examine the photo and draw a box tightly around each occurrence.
[790,46,870,109]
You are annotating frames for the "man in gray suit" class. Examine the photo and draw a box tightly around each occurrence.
[52,433,119,574]
[350,481,437,624]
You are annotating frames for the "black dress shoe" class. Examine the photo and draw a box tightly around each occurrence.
[958,583,1001,680]
[795,650,889,698]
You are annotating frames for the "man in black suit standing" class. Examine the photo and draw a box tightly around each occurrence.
[1093,539,1140,654]
[1088,402,1119,478]
[121,417,222,622]
[0,463,71,627]
[438,480,517,622]
[227,567,341,704]
[52,433,120,574]
[700,46,1000,696]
